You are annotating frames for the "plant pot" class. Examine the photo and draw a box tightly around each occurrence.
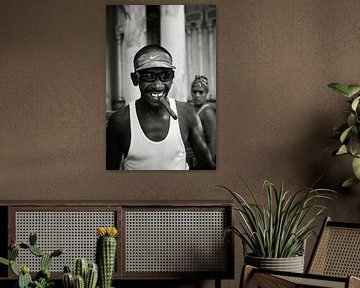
[245,254,305,273]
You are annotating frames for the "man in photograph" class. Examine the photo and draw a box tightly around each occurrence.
[106,44,215,170]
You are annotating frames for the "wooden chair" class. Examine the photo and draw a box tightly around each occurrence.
[241,217,360,288]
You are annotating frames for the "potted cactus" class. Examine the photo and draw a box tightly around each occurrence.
[0,232,64,288]
[62,257,98,288]
[96,227,118,288]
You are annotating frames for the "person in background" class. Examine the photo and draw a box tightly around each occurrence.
[191,75,216,162]
[106,45,215,170]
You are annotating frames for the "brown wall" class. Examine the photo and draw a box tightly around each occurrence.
[1,0,360,287]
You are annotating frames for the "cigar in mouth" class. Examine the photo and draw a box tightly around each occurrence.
[158,97,178,120]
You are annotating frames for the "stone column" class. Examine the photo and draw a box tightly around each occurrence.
[115,22,124,108]
[122,5,147,104]
[106,6,117,112]
[106,35,112,112]
[204,6,216,101]
[186,26,193,101]
[160,5,187,102]
[207,21,216,100]
[197,24,204,75]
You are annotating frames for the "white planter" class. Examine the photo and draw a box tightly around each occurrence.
[245,254,305,273]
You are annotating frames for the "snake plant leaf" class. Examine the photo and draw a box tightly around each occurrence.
[351,96,360,111]
[347,85,360,97]
[340,126,353,143]
[342,177,360,188]
[336,144,348,155]
[221,179,335,258]
[328,83,351,97]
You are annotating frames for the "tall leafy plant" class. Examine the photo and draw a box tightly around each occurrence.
[219,179,335,258]
[328,83,360,187]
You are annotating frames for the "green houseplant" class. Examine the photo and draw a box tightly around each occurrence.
[96,227,118,288]
[328,83,360,187]
[218,178,335,272]
[0,232,63,288]
[62,257,98,288]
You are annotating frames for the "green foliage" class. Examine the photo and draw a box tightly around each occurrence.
[219,178,335,258]
[74,258,88,279]
[40,254,52,270]
[29,246,44,257]
[34,268,50,282]
[62,259,98,288]
[29,232,37,246]
[328,82,360,187]
[62,272,74,288]
[0,232,64,288]
[50,249,63,258]
[32,278,54,288]
[10,260,21,276]
[19,270,32,288]
[9,247,20,260]
[0,257,9,266]
[96,236,117,288]
[74,275,85,288]
[85,263,98,288]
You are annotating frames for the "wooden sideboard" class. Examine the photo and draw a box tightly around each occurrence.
[0,201,234,288]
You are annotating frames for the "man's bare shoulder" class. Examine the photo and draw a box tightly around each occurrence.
[199,105,216,121]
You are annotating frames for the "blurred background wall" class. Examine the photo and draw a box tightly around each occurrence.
[1,0,360,287]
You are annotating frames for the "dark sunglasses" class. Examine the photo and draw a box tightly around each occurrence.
[138,70,174,83]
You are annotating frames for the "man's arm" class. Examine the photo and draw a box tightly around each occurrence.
[106,109,129,170]
[200,107,216,160]
[182,105,215,170]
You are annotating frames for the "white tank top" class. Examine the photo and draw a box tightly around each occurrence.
[121,98,188,170]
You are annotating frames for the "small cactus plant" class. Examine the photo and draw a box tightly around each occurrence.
[62,258,98,288]
[0,232,64,288]
[96,227,118,288]
[85,262,98,288]
[74,258,88,280]
[73,275,85,288]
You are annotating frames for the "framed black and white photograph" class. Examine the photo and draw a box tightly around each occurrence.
[106,5,217,171]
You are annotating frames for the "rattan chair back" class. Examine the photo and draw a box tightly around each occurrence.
[241,217,360,288]
[307,217,360,278]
